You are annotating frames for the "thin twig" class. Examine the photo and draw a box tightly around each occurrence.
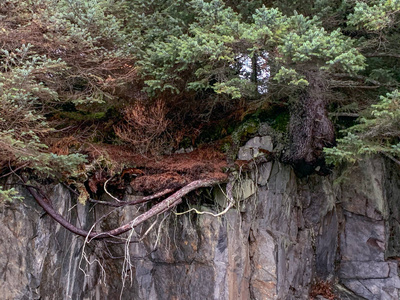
[381,152,400,166]
[0,162,29,179]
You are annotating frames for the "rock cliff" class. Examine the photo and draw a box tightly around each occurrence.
[1,136,400,299]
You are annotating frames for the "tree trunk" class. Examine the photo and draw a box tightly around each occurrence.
[283,71,335,177]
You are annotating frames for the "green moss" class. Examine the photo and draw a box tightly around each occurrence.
[231,118,260,145]
[272,112,290,132]
[253,105,290,132]
[220,139,232,153]
[58,111,106,121]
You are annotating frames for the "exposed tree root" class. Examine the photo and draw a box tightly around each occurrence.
[25,178,225,240]
[174,179,234,217]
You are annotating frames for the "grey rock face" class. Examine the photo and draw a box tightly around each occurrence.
[0,184,94,300]
[1,137,400,299]
[238,136,273,160]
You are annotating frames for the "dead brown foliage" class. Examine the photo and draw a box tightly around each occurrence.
[85,144,227,194]
[129,150,227,193]
[50,136,81,155]
[0,2,233,192]
[114,100,173,154]
[0,6,139,102]
[310,279,337,300]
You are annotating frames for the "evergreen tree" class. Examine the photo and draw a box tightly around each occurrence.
[2,0,400,199]
[324,0,400,166]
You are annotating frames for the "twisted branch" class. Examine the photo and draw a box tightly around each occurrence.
[26,178,224,240]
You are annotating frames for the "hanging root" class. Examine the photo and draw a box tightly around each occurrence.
[25,177,225,240]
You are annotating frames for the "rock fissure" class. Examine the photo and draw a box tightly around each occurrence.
[1,137,400,299]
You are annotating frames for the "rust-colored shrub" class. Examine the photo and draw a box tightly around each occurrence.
[114,100,172,154]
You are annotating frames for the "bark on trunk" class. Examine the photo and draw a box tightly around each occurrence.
[283,71,335,177]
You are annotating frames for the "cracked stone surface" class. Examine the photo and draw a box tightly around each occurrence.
[1,138,400,299]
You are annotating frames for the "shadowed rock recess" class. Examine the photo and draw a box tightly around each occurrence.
[1,136,400,299]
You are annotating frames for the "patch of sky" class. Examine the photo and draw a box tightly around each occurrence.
[235,51,269,94]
